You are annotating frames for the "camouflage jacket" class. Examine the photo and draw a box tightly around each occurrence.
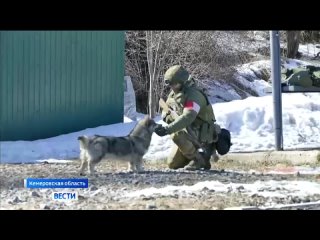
[162,79,217,143]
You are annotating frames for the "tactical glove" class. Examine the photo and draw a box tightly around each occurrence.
[155,125,169,136]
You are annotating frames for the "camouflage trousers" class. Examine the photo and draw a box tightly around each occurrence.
[167,130,215,169]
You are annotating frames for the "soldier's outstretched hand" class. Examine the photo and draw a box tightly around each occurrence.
[155,124,168,137]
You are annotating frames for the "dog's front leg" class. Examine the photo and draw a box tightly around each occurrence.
[79,153,88,176]
[88,160,96,176]
[127,161,136,173]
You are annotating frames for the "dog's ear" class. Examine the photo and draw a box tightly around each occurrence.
[146,116,156,127]
[78,135,88,140]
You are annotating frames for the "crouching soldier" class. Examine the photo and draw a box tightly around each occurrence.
[155,65,221,171]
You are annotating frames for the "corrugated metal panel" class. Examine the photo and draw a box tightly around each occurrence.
[0,31,124,141]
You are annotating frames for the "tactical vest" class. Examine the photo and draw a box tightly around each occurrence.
[166,85,219,143]
[167,86,215,124]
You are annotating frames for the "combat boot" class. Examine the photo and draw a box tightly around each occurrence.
[198,144,215,170]
[211,151,219,162]
[202,157,211,170]
[210,143,220,162]
[183,160,202,171]
[195,152,211,170]
[184,152,208,171]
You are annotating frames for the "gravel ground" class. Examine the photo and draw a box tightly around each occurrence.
[1,160,320,210]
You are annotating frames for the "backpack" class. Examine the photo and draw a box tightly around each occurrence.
[307,65,320,87]
[216,128,232,155]
[282,66,320,88]
[286,68,313,87]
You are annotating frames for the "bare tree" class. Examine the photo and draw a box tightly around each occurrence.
[286,31,301,58]
[145,32,166,117]
[125,31,253,114]
[125,32,149,113]
[300,31,320,43]
[146,31,155,118]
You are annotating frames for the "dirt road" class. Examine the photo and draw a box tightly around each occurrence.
[1,160,320,210]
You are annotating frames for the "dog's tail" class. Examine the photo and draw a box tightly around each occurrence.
[78,135,90,149]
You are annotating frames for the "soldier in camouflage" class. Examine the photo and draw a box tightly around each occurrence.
[155,65,220,170]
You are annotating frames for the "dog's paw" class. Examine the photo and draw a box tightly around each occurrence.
[80,172,86,176]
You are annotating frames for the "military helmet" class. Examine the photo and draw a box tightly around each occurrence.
[164,65,189,85]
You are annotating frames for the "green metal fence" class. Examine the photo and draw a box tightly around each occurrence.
[0,31,124,141]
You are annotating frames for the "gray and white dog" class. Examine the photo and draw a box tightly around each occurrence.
[78,115,157,176]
